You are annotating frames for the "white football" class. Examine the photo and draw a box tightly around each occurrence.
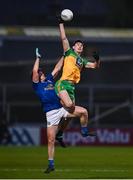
[61,9,73,21]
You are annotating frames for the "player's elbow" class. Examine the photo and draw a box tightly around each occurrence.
[93,61,100,68]
[32,69,38,74]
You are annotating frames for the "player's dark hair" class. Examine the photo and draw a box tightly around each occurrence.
[72,40,84,46]
[30,68,44,81]
[38,68,43,74]
[38,68,44,82]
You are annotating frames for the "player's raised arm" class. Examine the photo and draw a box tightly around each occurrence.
[58,21,70,52]
[85,51,100,69]
[32,48,41,82]
[51,56,64,78]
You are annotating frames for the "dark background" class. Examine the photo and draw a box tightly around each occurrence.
[0,0,133,28]
[0,0,133,128]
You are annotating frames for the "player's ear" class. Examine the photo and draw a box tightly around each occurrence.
[72,45,75,50]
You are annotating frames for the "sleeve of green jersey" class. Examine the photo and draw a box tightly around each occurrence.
[64,48,72,57]
[83,58,91,66]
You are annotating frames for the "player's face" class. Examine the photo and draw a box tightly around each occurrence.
[40,73,46,82]
[38,71,46,82]
[73,42,84,54]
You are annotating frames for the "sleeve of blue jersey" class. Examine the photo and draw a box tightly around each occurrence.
[46,73,54,82]
[32,82,39,90]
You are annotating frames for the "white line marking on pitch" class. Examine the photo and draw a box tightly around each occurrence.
[0,168,128,172]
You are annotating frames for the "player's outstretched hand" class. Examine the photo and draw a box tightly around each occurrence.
[56,13,64,24]
[36,48,41,59]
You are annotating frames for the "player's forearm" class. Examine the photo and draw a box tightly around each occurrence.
[59,23,66,40]
[85,60,100,69]
[59,23,70,52]
[55,56,64,71]
[86,51,100,68]
[33,58,40,72]
[52,56,64,77]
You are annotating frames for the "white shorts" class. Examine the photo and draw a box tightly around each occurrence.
[46,107,69,127]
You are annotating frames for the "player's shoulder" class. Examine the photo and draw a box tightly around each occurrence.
[46,73,54,82]
[64,48,73,56]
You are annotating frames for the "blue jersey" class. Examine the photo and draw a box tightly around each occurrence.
[32,74,62,113]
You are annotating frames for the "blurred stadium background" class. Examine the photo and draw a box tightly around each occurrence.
[0,0,133,147]
[1,0,133,178]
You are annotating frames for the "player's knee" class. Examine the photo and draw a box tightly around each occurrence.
[48,137,55,145]
[67,105,75,113]
[81,108,88,116]
[65,102,75,113]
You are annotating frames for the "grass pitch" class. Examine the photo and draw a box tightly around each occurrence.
[0,146,133,179]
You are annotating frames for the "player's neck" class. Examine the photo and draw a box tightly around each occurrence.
[74,50,81,56]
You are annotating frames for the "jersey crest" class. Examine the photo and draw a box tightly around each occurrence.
[76,57,83,69]
[44,83,54,90]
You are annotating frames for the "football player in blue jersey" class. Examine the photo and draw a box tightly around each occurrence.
[32,48,95,174]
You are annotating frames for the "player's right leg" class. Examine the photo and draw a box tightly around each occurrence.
[44,125,58,173]
[45,108,68,173]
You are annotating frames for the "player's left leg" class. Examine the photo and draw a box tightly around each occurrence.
[55,80,75,113]
[67,106,96,137]
[56,117,71,147]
